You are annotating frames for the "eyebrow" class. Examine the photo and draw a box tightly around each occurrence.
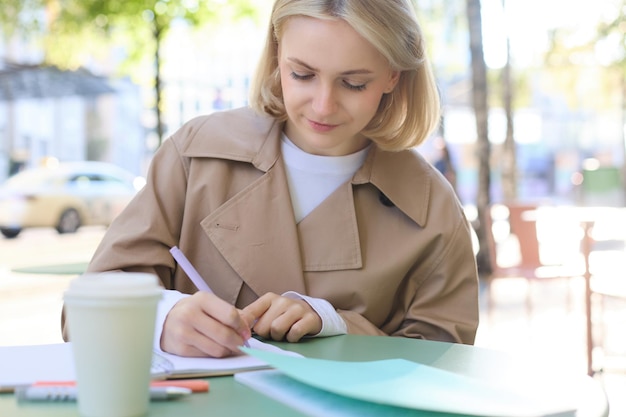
[286,57,373,75]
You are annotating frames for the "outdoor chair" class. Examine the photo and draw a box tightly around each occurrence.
[483,203,583,318]
[589,249,626,373]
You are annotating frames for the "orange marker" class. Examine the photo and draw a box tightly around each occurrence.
[33,379,209,393]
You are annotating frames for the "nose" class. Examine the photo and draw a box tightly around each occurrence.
[311,82,337,117]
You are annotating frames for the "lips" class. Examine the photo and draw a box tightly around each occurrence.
[307,118,339,132]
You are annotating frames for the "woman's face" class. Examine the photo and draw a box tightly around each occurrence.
[278,17,399,156]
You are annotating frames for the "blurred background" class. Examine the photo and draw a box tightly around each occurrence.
[0,0,625,415]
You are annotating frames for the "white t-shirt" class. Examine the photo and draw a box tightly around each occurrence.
[281,135,369,223]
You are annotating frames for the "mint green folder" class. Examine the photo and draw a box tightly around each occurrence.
[239,348,576,417]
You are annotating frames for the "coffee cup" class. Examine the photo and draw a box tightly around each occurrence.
[63,272,162,417]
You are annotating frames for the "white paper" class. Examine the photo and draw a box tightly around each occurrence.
[0,338,301,390]
[0,343,76,389]
[151,338,301,378]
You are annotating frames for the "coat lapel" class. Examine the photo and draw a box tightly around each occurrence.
[297,182,362,271]
[200,157,307,296]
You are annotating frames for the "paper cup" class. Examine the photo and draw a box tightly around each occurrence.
[64,272,162,417]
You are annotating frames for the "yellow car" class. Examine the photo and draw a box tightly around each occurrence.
[0,161,145,238]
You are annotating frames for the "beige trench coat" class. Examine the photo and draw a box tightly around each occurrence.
[80,107,479,344]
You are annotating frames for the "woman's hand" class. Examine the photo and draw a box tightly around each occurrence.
[243,292,322,342]
[160,291,254,358]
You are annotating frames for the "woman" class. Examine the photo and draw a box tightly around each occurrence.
[66,0,479,357]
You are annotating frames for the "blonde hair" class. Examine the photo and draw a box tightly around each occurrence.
[249,0,441,151]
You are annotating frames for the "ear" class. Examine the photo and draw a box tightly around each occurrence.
[385,70,400,93]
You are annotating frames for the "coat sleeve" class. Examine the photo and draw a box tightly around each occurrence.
[85,136,190,286]
[339,204,479,345]
[396,213,479,344]
[61,136,191,341]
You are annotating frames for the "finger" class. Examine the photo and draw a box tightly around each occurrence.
[242,293,277,323]
[284,318,311,343]
[160,296,203,355]
[161,313,235,358]
[238,309,257,333]
[183,331,237,358]
[269,304,314,341]
[190,311,247,357]
[195,292,252,348]
[266,305,299,340]
[195,292,251,336]
[164,301,241,357]
[164,292,250,356]
[244,293,281,337]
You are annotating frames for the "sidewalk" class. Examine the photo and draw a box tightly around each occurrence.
[474,205,626,417]
[475,276,626,417]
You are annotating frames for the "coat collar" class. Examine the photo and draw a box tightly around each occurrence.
[353,147,431,227]
[181,107,281,173]
[180,107,431,228]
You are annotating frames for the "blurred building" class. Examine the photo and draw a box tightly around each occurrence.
[0,61,145,181]
[0,7,267,182]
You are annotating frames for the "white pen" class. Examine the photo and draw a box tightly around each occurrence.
[169,246,252,348]
[170,246,213,292]
[15,386,192,402]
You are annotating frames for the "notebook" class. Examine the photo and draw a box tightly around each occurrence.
[0,338,301,392]
[235,370,433,417]
[151,338,301,378]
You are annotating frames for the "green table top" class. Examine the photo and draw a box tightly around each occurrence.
[0,335,608,417]
[11,262,89,275]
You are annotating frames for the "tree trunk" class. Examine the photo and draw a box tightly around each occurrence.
[621,72,626,201]
[437,117,458,192]
[153,22,165,148]
[466,0,492,277]
[500,0,517,203]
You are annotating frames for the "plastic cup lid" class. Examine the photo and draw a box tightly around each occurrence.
[64,272,162,299]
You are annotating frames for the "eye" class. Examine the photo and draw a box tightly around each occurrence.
[290,71,314,81]
[343,80,367,92]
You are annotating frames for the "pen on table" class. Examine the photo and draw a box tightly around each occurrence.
[169,246,251,348]
[15,386,192,402]
[32,379,209,393]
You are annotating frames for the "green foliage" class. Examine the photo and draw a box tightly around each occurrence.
[0,0,46,35]
[543,0,625,109]
[2,0,259,73]
[4,0,261,147]
[596,0,626,71]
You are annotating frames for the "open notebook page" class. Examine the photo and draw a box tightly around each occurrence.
[0,338,301,391]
